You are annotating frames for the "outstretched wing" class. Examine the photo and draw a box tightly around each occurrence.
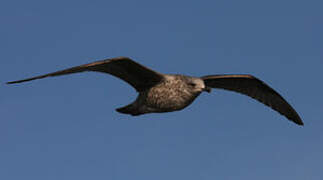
[7,57,164,92]
[201,74,303,125]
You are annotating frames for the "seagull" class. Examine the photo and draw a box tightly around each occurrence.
[7,57,303,125]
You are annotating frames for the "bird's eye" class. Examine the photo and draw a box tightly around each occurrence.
[188,82,196,87]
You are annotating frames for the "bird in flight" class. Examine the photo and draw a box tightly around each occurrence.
[7,57,303,126]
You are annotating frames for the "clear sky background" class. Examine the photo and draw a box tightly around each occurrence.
[1,0,322,179]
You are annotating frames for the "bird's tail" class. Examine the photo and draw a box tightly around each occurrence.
[116,104,142,116]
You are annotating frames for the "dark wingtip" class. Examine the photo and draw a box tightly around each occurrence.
[6,77,38,84]
[6,80,23,84]
[292,116,304,126]
[296,120,304,126]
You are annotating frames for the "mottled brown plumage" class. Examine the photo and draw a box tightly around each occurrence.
[7,57,303,126]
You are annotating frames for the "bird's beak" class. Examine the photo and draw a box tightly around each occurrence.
[203,87,212,93]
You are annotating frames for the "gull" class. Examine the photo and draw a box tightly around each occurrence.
[7,57,303,125]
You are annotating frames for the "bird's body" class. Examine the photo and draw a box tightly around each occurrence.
[117,75,206,115]
[7,56,304,126]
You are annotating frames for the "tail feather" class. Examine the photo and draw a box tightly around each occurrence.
[116,104,141,116]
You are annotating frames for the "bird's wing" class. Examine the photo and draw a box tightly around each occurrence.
[201,74,303,125]
[7,57,164,92]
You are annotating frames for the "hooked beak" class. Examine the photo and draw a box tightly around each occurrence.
[203,86,212,93]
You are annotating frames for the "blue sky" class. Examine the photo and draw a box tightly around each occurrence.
[1,0,322,179]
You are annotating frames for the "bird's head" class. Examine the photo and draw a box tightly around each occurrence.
[186,77,212,93]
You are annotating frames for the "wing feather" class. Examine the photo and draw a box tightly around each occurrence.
[202,74,303,125]
[7,57,164,92]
